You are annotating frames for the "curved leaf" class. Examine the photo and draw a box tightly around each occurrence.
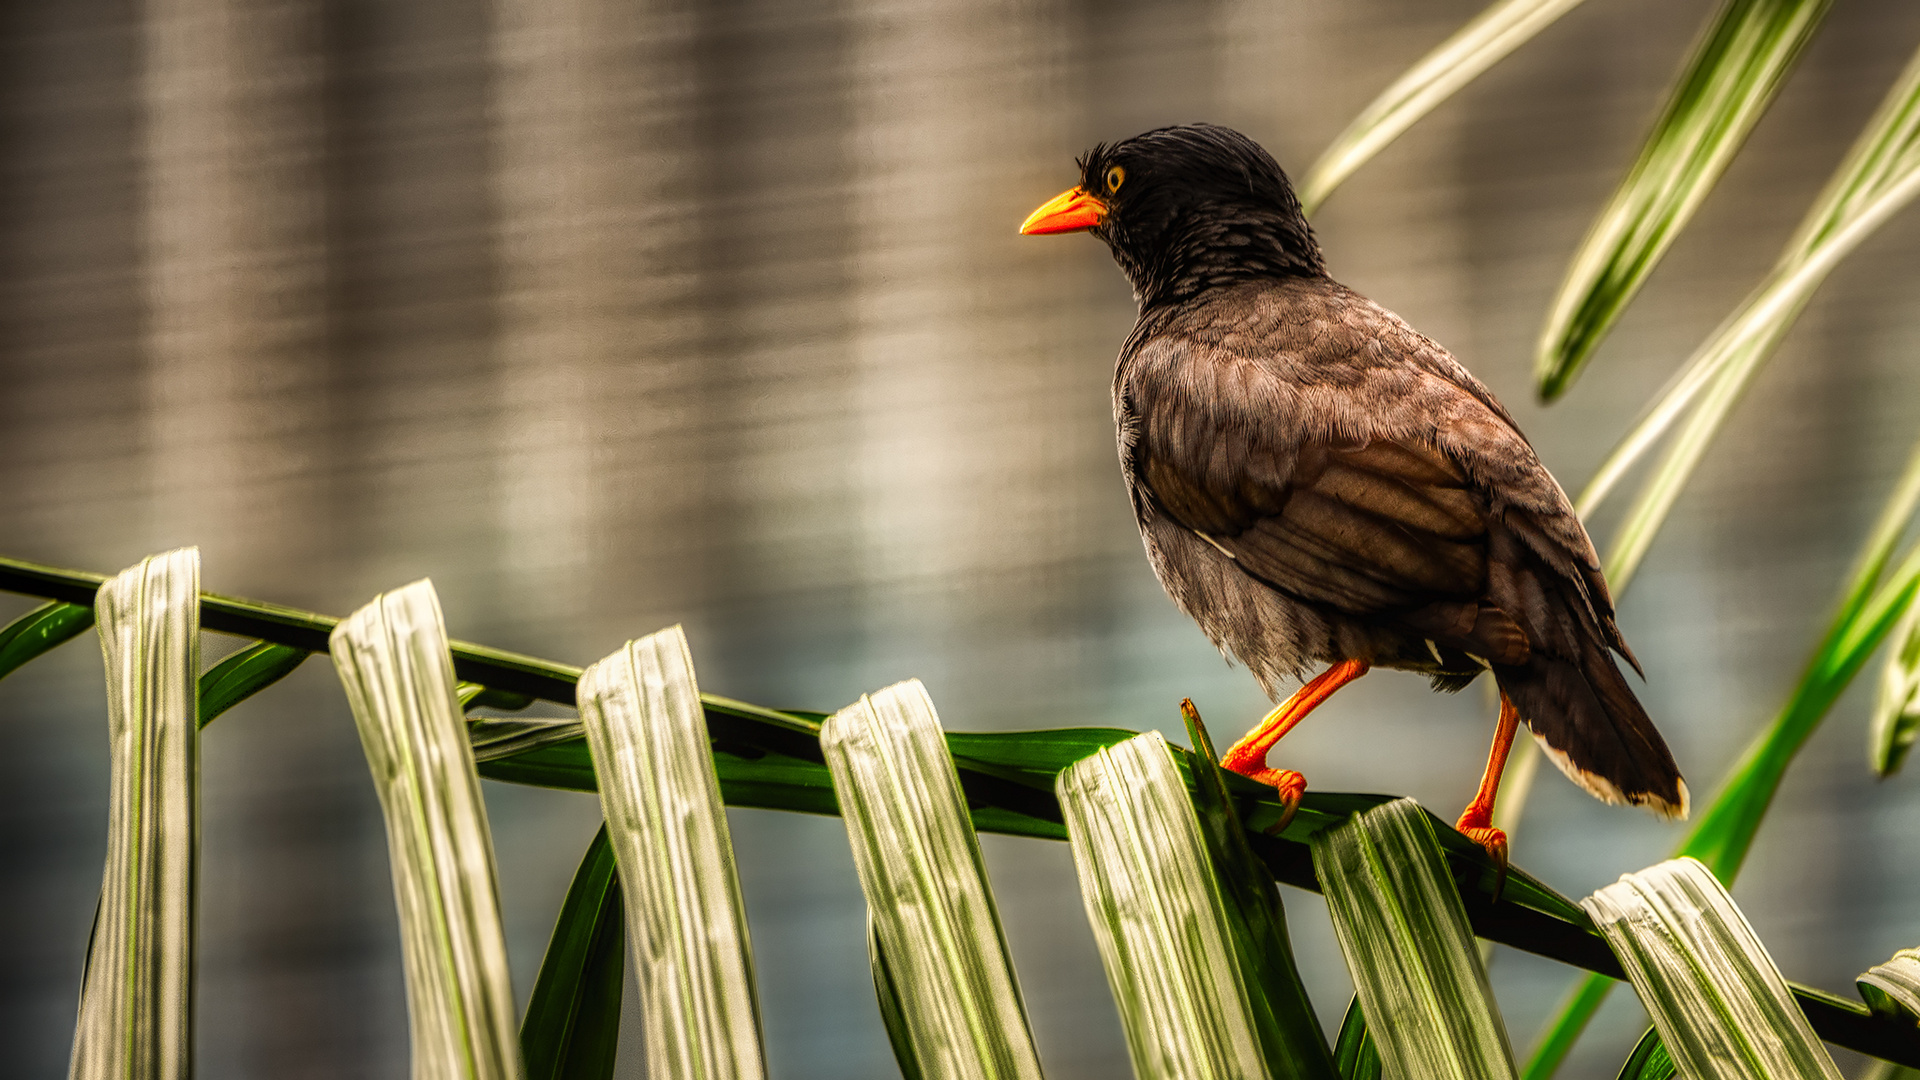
[1614,1027,1675,1080]
[1298,0,1589,214]
[1536,0,1833,399]
[1869,588,1920,777]
[0,600,95,683]
[521,825,625,1080]
[197,642,308,728]
[1333,996,1383,1080]
[867,914,926,1080]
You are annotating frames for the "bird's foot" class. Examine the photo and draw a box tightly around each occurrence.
[1454,813,1509,902]
[1232,765,1306,833]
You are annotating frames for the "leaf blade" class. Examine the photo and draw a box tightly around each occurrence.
[520,825,625,1080]
[0,600,95,683]
[197,641,308,728]
[1536,0,1834,399]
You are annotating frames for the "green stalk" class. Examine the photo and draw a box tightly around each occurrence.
[1536,0,1833,399]
[821,680,1044,1080]
[1298,0,1590,214]
[331,580,524,1080]
[68,549,200,1080]
[1582,858,1841,1079]
[575,627,765,1080]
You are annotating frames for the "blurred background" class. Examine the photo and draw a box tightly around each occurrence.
[4,0,1920,1075]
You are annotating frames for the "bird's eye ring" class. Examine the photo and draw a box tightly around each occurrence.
[1104,166,1125,193]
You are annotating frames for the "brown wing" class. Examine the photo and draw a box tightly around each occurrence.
[1138,424,1490,617]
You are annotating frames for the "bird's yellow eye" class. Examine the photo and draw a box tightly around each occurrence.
[1105,166,1125,193]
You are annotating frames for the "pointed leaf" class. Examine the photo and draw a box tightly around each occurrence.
[1179,702,1337,1079]
[869,913,928,1080]
[1299,0,1589,213]
[1332,997,1383,1080]
[1582,857,1841,1079]
[0,600,94,683]
[197,641,308,728]
[821,680,1044,1080]
[1311,797,1518,1080]
[1870,592,1920,776]
[1057,732,1276,1080]
[331,580,524,1080]
[521,826,625,1080]
[1537,0,1834,398]
[69,549,200,1080]
[1614,1027,1675,1080]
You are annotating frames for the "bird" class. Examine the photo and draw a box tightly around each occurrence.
[1019,123,1685,870]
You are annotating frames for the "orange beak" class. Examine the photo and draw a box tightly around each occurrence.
[1019,186,1107,235]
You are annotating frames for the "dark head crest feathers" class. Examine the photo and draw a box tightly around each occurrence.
[1023,123,1325,307]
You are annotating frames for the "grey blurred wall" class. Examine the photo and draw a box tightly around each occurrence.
[4,0,1920,1076]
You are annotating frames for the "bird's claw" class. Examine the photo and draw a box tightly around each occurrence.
[1456,822,1509,902]
[1241,768,1306,833]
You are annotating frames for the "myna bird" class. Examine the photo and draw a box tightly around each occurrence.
[1021,124,1685,867]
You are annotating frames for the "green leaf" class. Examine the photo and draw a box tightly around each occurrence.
[458,681,538,713]
[1536,0,1834,399]
[1582,857,1841,1079]
[521,825,625,1080]
[1178,702,1338,1079]
[0,600,95,683]
[1859,948,1920,1024]
[1576,40,1920,534]
[821,680,1044,1080]
[330,580,523,1079]
[867,913,927,1080]
[1525,438,1920,1079]
[1311,797,1518,1080]
[1298,0,1590,214]
[1870,591,1920,776]
[1614,1027,1675,1080]
[70,549,201,1079]
[1057,732,1282,1080]
[1332,997,1382,1080]
[197,642,308,728]
[576,628,766,1080]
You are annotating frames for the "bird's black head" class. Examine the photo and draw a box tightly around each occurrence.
[1021,123,1325,308]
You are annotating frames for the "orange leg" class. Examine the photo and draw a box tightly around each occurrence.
[1222,659,1370,825]
[1455,691,1521,894]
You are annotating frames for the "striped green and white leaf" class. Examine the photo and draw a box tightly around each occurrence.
[1869,591,1920,776]
[1526,437,1920,1079]
[1859,947,1920,1023]
[822,680,1043,1080]
[1311,797,1517,1080]
[69,549,200,1080]
[575,626,765,1080]
[331,580,524,1080]
[1577,40,1920,583]
[1583,857,1840,1080]
[1536,0,1834,399]
[1297,0,1589,214]
[1057,733,1274,1080]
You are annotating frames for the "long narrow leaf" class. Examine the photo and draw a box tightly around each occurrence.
[520,826,624,1080]
[821,680,1044,1080]
[575,627,765,1080]
[1536,0,1833,399]
[1297,0,1589,214]
[331,580,523,1080]
[1332,997,1382,1080]
[0,600,95,683]
[1582,857,1841,1079]
[69,549,200,1080]
[1058,732,1274,1080]
[1179,702,1337,1080]
[1577,40,1920,521]
[1525,438,1920,1079]
[1869,592,1920,776]
[1311,797,1518,1080]
[869,913,929,1080]
[197,641,308,728]
[1615,1028,1675,1080]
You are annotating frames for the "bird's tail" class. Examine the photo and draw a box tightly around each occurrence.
[1495,636,1687,819]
